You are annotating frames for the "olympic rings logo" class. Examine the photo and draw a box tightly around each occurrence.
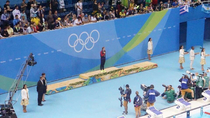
[68,30,100,53]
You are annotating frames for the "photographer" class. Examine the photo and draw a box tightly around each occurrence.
[203,73,210,91]
[191,73,205,99]
[145,84,160,107]
[161,85,176,103]
[122,84,132,115]
[133,91,142,118]
[179,75,194,100]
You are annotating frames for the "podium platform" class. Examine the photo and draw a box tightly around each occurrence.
[46,78,85,95]
[46,61,158,95]
[80,67,123,85]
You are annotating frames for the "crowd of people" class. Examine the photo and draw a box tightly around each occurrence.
[0,0,202,39]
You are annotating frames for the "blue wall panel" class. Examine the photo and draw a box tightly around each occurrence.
[186,19,205,50]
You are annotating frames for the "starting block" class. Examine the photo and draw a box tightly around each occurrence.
[202,90,210,102]
[175,98,191,111]
[146,107,163,118]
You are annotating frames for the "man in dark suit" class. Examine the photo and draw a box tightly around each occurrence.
[37,76,44,106]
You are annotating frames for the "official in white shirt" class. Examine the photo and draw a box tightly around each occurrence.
[200,48,210,71]
[189,46,199,70]
[179,45,188,69]
[21,84,29,113]
[147,38,153,60]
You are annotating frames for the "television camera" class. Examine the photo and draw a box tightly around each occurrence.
[118,87,124,107]
[140,84,150,110]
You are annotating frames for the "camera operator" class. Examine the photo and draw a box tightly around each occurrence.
[145,84,160,107]
[179,75,195,100]
[121,84,132,115]
[191,73,205,99]
[203,72,210,91]
[161,85,176,103]
[133,91,142,118]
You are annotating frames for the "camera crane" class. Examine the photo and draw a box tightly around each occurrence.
[0,53,36,117]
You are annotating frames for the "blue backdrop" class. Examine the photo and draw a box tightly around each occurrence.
[186,19,205,50]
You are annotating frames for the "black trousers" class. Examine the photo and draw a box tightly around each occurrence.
[38,92,43,105]
[100,57,106,70]
[195,86,203,99]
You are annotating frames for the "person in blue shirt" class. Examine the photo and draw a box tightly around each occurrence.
[133,91,142,118]
[145,84,160,107]
[13,15,20,26]
[179,75,194,100]
[122,84,132,115]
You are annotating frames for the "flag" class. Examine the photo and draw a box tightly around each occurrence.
[180,5,189,15]
[201,4,210,14]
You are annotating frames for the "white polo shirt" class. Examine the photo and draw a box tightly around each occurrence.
[148,41,153,50]
[179,49,184,57]
[190,49,195,60]
[201,52,205,59]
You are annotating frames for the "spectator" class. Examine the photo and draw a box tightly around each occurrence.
[37,21,44,31]
[64,16,70,26]
[21,10,27,22]
[158,1,164,11]
[129,0,135,14]
[30,4,38,19]
[109,10,115,19]
[115,9,120,18]
[71,14,77,25]
[46,10,55,30]
[120,9,126,18]
[13,15,20,26]
[97,12,103,20]
[58,0,65,12]
[55,17,62,29]
[139,3,145,14]
[14,22,23,35]
[53,10,58,22]
[7,25,14,36]
[1,9,10,26]
[0,27,4,39]
[50,0,58,14]
[4,0,13,13]
[21,0,27,12]
[152,0,158,8]
[76,0,83,16]
[172,1,179,8]
[104,12,109,20]
[147,3,154,12]
[32,22,39,33]
[40,14,46,28]
[12,6,21,20]
[37,5,45,20]
[82,14,89,24]
[145,0,151,7]
[164,0,172,8]
[31,17,40,26]
[74,16,83,26]
[90,15,97,22]
[22,25,28,35]
[1,27,9,37]
[92,0,98,15]
[26,23,34,34]
[27,0,33,20]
